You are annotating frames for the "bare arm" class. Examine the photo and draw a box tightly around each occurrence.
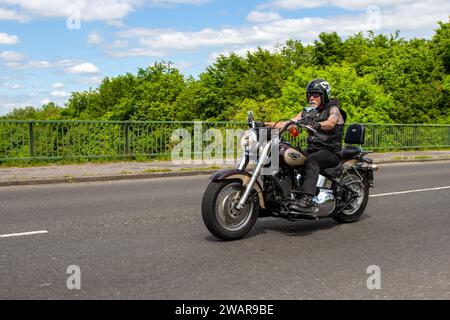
[318,107,342,131]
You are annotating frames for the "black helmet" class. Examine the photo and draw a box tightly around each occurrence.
[306,78,331,105]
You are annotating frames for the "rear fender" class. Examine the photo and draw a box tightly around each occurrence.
[210,169,266,209]
[343,161,377,187]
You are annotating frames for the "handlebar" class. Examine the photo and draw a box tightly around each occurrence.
[247,111,255,128]
[247,111,318,135]
[279,120,318,135]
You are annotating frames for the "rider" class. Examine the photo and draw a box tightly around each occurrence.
[259,79,347,212]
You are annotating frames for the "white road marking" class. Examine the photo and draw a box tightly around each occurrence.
[370,186,450,198]
[0,230,48,238]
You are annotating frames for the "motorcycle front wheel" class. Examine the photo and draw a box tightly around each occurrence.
[201,180,259,241]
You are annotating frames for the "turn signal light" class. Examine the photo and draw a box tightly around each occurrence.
[290,126,299,137]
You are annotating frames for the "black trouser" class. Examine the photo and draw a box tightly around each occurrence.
[300,148,340,196]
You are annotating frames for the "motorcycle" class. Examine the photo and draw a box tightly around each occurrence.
[201,110,379,241]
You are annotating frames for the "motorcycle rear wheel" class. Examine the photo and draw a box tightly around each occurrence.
[202,180,259,241]
[333,172,369,223]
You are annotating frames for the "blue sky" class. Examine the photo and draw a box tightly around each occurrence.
[0,0,448,115]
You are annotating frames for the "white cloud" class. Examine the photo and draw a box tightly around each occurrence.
[40,98,51,105]
[105,19,125,27]
[108,47,166,58]
[150,0,209,3]
[138,28,246,51]
[87,32,103,44]
[208,45,277,64]
[4,58,83,71]
[5,60,51,69]
[0,32,19,45]
[4,61,22,68]
[118,27,176,38]
[0,7,29,22]
[114,0,449,58]
[247,11,282,23]
[146,0,210,7]
[76,76,104,85]
[0,50,24,61]
[0,0,211,24]
[2,82,21,89]
[50,90,68,97]
[261,0,418,10]
[110,39,130,48]
[66,62,99,74]
[173,61,195,71]
[0,91,69,114]
[374,0,450,31]
[53,59,82,68]
[28,60,51,69]
[0,93,37,115]
[0,0,135,23]
[52,83,64,89]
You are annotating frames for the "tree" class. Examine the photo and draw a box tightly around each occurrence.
[313,32,344,66]
[3,20,449,125]
[2,106,37,120]
[197,53,248,120]
[62,90,101,119]
[432,19,450,74]
[1,102,63,120]
[281,64,394,123]
[130,62,186,121]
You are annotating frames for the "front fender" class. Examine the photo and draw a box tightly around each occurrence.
[210,169,266,209]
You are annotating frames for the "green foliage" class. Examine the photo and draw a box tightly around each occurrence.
[232,98,287,122]
[2,19,449,126]
[432,20,450,74]
[2,102,63,120]
[281,64,394,123]
[314,32,344,65]
[346,35,445,123]
[62,61,186,122]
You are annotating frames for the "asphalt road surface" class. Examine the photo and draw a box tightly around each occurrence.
[1,161,449,300]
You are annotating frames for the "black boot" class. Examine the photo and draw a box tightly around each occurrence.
[289,194,318,217]
[297,194,315,208]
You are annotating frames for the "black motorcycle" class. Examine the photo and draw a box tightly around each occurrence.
[201,111,379,240]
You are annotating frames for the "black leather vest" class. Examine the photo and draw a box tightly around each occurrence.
[305,101,345,154]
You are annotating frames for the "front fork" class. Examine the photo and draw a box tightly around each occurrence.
[237,151,249,171]
[235,141,273,210]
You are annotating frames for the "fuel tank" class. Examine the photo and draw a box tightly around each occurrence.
[280,143,307,167]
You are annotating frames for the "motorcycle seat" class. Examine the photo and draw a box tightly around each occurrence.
[321,162,343,178]
[340,145,361,160]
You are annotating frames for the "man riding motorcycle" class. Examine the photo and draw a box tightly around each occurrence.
[257,79,347,213]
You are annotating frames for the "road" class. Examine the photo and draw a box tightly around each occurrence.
[0,161,449,299]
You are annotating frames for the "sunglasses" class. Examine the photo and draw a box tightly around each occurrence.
[307,92,322,98]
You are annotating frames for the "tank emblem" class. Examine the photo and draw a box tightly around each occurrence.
[288,152,301,160]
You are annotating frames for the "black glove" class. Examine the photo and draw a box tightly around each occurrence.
[296,117,311,126]
[254,121,265,128]
[311,122,321,130]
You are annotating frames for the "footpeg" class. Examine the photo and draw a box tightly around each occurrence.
[287,205,319,220]
[288,211,319,221]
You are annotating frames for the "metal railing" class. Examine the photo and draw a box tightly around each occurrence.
[0,120,449,161]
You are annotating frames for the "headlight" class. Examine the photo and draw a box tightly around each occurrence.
[240,129,258,150]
